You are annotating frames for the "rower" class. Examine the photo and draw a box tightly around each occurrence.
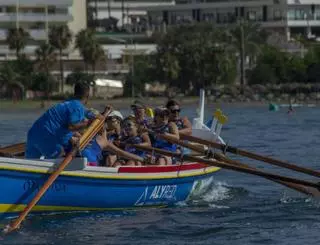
[130,100,153,129]
[151,107,179,165]
[166,100,192,136]
[25,83,97,159]
[113,118,151,166]
[102,110,123,167]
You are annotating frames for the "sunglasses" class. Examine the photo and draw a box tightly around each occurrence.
[155,113,169,118]
[123,122,135,128]
[170,109,181,113]
[107,117,119,122]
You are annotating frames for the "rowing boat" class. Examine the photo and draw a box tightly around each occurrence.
[0,156,220,218]
[0,90,225,217]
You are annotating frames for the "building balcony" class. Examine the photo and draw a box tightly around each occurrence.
[0,29,54,41]
[88,1,174,9]
[134,0,274,11]
[0,0,73,7]
[288,19,320,27]
[286,0,318,5]
[0,13,73,23]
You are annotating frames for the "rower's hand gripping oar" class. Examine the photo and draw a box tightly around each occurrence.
[2,106,112,235]
[180,134,320,179]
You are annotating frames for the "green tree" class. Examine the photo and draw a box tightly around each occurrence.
[304,45,320,83]
[247,63,277,85]
[124,55,156,96]
[229,21,268,90]
[30,72,56,105]
[6,28,30,58]
[10,55,34,89]
[30,72,56,93]
[155,23,237,94]
[66,69,95,86]
[0,62,24,102]
[35,42,57,76]
[75,29,105,96]
[248,46,306,85]
[75,29,96,72]
[35,42,57,98]
[49,25,73,93]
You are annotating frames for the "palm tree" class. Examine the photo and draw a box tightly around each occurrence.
[35,42,57,75]
[229,21,268,91]
[0,62,24,102]
[75,29,96,72]
[49,25,72,93]
[6,28,30,58]
[81,42,105,96]
[35,42,57,99]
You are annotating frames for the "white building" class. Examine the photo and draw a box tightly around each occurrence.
[0,1,156,62]
[87,0,175,31]
[140,0,320,41]
[0,0,87,41]
[0,0,87,58]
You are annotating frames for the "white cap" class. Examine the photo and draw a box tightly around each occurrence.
[107,110,123,120]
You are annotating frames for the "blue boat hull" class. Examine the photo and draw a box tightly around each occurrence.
[0,159,220,218]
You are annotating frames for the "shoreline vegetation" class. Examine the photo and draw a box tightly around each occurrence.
[2,84,319,111]
[2,22,320,105]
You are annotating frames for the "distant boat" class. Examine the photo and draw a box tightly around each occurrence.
[269,103,279,111]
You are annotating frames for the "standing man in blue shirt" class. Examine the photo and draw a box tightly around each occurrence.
[26,82,94,159]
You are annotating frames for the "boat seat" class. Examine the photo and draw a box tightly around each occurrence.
[49,158,87,171]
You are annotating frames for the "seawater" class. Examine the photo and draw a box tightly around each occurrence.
[1,104,320,245]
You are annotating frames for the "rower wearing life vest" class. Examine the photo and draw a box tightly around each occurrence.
[166,99,192,136]
[151,107,179,165]
[113,117,151,167]
[25,83,98,159]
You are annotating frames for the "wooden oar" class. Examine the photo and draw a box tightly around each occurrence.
[214,153,320,197]
[132,145,320,189]
[0,142,25,157]
[2,107,112,235]
[154,134,320,196]
[181,134,320,178]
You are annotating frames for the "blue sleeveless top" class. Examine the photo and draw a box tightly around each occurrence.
[123,135,145,158]
[80,139,102,165]
[151,124,177,152]
[137,117,152,129]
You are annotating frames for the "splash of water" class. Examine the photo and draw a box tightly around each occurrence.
[183,178,233,208]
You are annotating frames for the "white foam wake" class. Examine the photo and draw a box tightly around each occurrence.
[183,178,232,208]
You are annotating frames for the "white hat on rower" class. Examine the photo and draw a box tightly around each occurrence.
[107,110,124,121]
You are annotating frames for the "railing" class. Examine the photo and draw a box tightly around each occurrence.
[106,64,130,73]
[0,0,73,6]
[0,13,72,22]
[0,29,48,40]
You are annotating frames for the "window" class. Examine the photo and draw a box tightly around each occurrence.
[274,10,282,20]
[247,11,256,21]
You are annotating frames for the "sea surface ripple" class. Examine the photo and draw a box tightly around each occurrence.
[1,104,320,245]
